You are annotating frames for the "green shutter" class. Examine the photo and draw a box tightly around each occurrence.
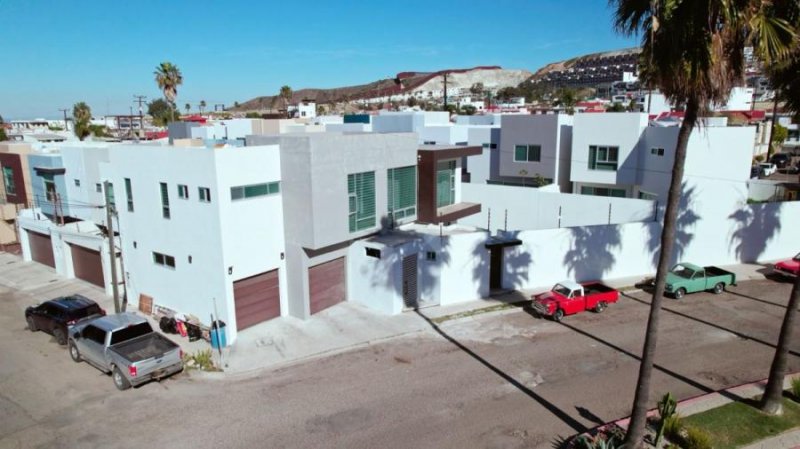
[125,178,134,212]
[514,145,527,162]
[244,183,269,197]
[588,146,597,170]
[388,166,416,220]
[348,171,376,232]
[436,161,455,208]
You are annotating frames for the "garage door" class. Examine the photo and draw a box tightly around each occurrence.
[71,245,104,287]
[28,231,55,268]
[233,269,280,331]
[309,257,345,314]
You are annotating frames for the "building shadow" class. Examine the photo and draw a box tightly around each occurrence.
[415,309,588,438]
[563,224,621,282]
[647,183,700,269]
[621,292,800,357]
[728,202,782,263]
[519,306,745,404]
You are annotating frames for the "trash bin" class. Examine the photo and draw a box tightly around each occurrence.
[210,320,226,349]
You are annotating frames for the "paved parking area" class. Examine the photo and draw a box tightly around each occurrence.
[2,255,797,449]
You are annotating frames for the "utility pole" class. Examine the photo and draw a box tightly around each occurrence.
[58,108,69,131]
[134,95,147,138]
[442,73,448,111]
[104,181,120,313]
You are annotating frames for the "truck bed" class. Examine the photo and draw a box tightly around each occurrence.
[582,282,617,295]
[110,333,178,363]
[704,266,735,278]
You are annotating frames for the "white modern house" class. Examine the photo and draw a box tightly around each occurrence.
[103,143,286,344]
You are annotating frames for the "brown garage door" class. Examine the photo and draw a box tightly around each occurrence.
[233,269,280,331]
[28,231,55,268]
[309,257,345,315]
[71,245,104,287]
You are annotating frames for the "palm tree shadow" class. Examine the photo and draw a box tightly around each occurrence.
[414,309,587,437]
[564,225,621,281]
[728,202,783,263]
[472,231,532,293]
[647,183,700,269]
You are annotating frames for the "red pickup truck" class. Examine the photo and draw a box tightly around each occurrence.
[774,252,800,279]
[530,280,620,321]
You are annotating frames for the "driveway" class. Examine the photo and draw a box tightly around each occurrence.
[1,260,798,448]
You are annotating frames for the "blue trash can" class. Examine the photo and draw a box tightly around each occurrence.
[210,321,227,348]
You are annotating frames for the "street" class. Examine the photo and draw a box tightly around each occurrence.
[1,272,798,449]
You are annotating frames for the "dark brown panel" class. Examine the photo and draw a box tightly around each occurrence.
[233,269,280,331]
[490,247,502,290]
[0,153,28,205]
[417,152,436,223]
[71,245,104,287]
[28,231,54,268]
[309,257,345,315]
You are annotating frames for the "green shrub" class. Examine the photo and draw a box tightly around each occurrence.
[656,393,678,447]
[183,349,218,371]
[663,414,684,441]
[683,426,713,449]
[791,377,800,399]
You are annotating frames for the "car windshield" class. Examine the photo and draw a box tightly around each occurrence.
[552,284,572,297]
[671,265,696,279]
[794,253,800,262]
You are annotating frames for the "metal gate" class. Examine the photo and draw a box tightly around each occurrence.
[402,254,418,309]
[28,231,55,268]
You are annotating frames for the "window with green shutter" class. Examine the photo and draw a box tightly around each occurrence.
[514,144,541,162]
[347,171,376,232]
[124,178,134,212]
[436,160,456,208]
[588,145,619,171]
[230,182,280,201]
[2,166,15,196]
[387,166,416,221]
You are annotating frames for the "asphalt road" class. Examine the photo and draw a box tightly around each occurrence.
[1,277,798,449]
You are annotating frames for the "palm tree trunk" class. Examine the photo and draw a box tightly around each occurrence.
[624,99,699,447]
[767,90,780,161]
[760,273,800,415]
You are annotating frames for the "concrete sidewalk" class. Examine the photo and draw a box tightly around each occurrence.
[0,251,783,377]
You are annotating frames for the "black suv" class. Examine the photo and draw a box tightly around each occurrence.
[26,295,105,345]
[771,153,791,169]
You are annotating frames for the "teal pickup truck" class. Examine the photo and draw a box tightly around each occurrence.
[664,263,737,299]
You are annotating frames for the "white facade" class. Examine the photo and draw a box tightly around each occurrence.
[499,114,574,191]
[103,143,285,344]
[58,144,111,225]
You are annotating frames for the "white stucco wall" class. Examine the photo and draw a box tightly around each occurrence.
[59,145,110,224]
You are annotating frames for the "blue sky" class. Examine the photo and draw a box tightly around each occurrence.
[0,0,639,119]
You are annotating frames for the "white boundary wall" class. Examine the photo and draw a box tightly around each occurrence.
[460,183,657,231]
[498,200,800,291]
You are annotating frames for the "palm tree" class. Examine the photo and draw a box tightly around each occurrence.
[199,100,206,115]
[279,85,292,116]
[184,103,190,116]
[154,62,183,122]
[760,5,800,415]
[611,1,795,445]
[72,102,92,141]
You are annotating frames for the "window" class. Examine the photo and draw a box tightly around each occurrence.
[650,147,665,156]
[230,182,280,201]
[124,178,134,212]
[426,251,437,261]
[365,247,381,259]
[387,166,416,221]
[44,176,57,202]
[82,325,106,344]
[347,171,376,233]
[106,182,115,207]
[74,179,81,187]
[482,143,498,149]
[153,251,176,268]
[588,145,619,171]
[436,160,456,208]
[638,191,658,200]
[159,182,170,218]
[198,187,211,203]
[580,186,626,197]
[514,145,541,162]
[95,183,102,193]
[2,166,15,196]
[177,184,189,199]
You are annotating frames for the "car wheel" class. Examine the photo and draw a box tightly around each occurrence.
[594,301,608,313]
[26,316,37,332]
[53,328,67,346]
[112,366,131,391]
[674,288,686,300]
[69,342,82,362]
[713,282,725,294]
[553,309,564,322]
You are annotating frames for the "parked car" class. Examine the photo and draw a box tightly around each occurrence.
[68,313,183,390]
[759,162,778,177]
[663,263,737,299]
[773,252,799,279]
[25,295,104,345]
[770,153,791,169]
[530,280,620,321]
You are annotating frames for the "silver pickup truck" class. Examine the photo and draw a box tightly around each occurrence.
[68,313,183,390]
